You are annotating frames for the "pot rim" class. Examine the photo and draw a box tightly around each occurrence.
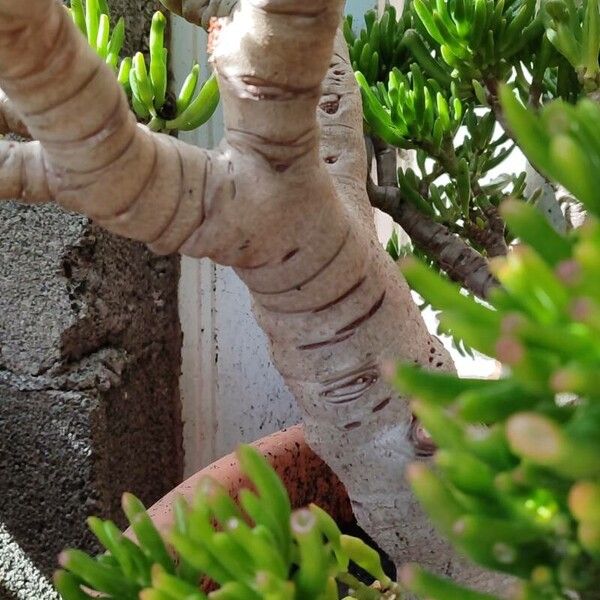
[139,424,353,536]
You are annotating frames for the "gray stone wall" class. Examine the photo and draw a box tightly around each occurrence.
[0,2,183,598]
[111,0,165,56]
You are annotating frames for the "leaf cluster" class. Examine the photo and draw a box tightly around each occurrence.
[66,0,219,132]
[55,446,399,600]
[394,92,600,599]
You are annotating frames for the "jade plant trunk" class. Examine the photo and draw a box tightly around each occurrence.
[0,0,494,587]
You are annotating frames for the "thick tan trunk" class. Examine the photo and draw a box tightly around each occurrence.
[0,0,505,588]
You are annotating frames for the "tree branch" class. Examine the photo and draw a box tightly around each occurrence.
[0,1,235,256]
[467,202,509,258]
[372,135,398,187]
[367,179,498,300]
[420,137,510,258]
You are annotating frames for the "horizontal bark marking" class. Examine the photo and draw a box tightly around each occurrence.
[313,275,367,313]
[282,248,300,262]
[372,397,392,413]
[344,421,362,430]
[228,126,316,148]
[41,88,124,153]
[255,275,366,316]
[220,72,320,102]
[296,291,386,353]
[248,227,350,295]
[336,290,386,335]
[248,1,327,18]
[1,8,67,82]
[244,260,271,270]
[24,61,101,120]
[297,331,354,352]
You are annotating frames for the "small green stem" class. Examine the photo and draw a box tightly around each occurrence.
[336,573,383,600]
[148,117,165,132]
[420,138,461,179]
[420,164,445,194]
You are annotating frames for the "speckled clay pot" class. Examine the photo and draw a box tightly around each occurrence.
[141,425,354,536]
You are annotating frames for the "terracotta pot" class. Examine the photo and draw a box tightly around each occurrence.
[127,425,397,594]
[143,425,354,536]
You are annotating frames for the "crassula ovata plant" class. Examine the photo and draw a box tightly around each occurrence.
[3,0,600,598]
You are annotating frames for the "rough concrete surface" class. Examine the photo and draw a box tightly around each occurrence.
[0,199,183,598]
[109,0,164,56]
[0,3,180,597]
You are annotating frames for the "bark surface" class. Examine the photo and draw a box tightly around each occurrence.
[368,180,498,299]
[0,0,506,589]
[0,89,28,137]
